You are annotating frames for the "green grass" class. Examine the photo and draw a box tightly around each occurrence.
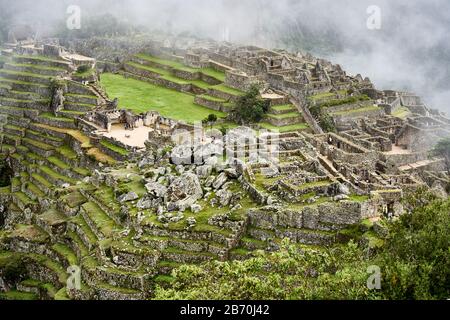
[31,173,52,188]
[271,104,296,112]
[22,137,54,151]
[14,54,67,64]
[52,243,78,265]
[40,166,76,185]
[0,69,51,79]
[211,83,243,96]
[40,112,74,123]
[331,106,381,116]
[199,68,226,82]
[259,122,309,132]
[100,139,129,156]
[135,54,197,72]
[100,73,225,123]
[82,201,119,238]
[56,145,77,159]
[0,290,38,300]
[47,156,70,170]
[8,62,65,72]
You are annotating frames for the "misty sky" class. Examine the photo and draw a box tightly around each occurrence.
[1,0,449,112]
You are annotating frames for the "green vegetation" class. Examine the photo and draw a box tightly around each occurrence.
[100,73,225,123]
[100,139,129,156]
[309,104,336,133]
[229,85,270,125]
[154,189,450,300]
[318,94,371,108]
[331,106,381,116]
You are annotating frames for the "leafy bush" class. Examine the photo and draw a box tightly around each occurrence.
[76,65,91,74]
[229,85,270,125]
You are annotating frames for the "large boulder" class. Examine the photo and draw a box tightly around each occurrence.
[167,173,203,211]
[117,191,139,203]
[213,172,228,190]
[171,145,192,165]
[145,181,168,198]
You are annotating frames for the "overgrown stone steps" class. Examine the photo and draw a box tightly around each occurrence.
[25,129,65,147]
[64,102,96,112]
[56,109,85,119]
[23,180,46,200]
[0,69,53,86]
[52,243,78,268]
[80,201,121,240]
[38,165,77,186]
[37,113,76,129]
[1,132,22,146]
[69,214,99,250]
[0,97,48,111]
[11,191,37,210]
[16,279,58,300]
[22,137,54,157]
[65,230,89,260]
[137,235,225,257]
[13,55,71,70]
[0,77,50,96]
[30,172,54,195]
[1,89,44,101]
[94,281,146,300]
[4,124,26,137]
[6,115,31,128]
[161,246,216,264]
[4,62,66,77]
[65,93,98,105]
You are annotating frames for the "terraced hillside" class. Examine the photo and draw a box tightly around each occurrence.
[101,53,310,133]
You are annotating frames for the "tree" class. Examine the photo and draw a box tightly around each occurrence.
[229,85,270,125]
[202,114,218,129]
[431,137,450,174]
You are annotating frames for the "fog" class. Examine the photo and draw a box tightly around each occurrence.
[1,0,449,112]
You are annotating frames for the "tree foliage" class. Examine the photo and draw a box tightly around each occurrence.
[310,104,336,133]
[229,85,270,125]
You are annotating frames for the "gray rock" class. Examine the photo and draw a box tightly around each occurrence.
[138,156,154,168]
[204,156,218,167]
[333,194,349,201]
[338,183,351,195]
[190,203,202,213]
[213,172,228,189]
[145,181,168,198]
[175,165,185,174]
[204,176,216,187]
[167,172,203,211]
[136,197,153,210]
[216,189,232,207]
[196,165,213,178]
[118,191,139,203]
[171,145,192,165]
